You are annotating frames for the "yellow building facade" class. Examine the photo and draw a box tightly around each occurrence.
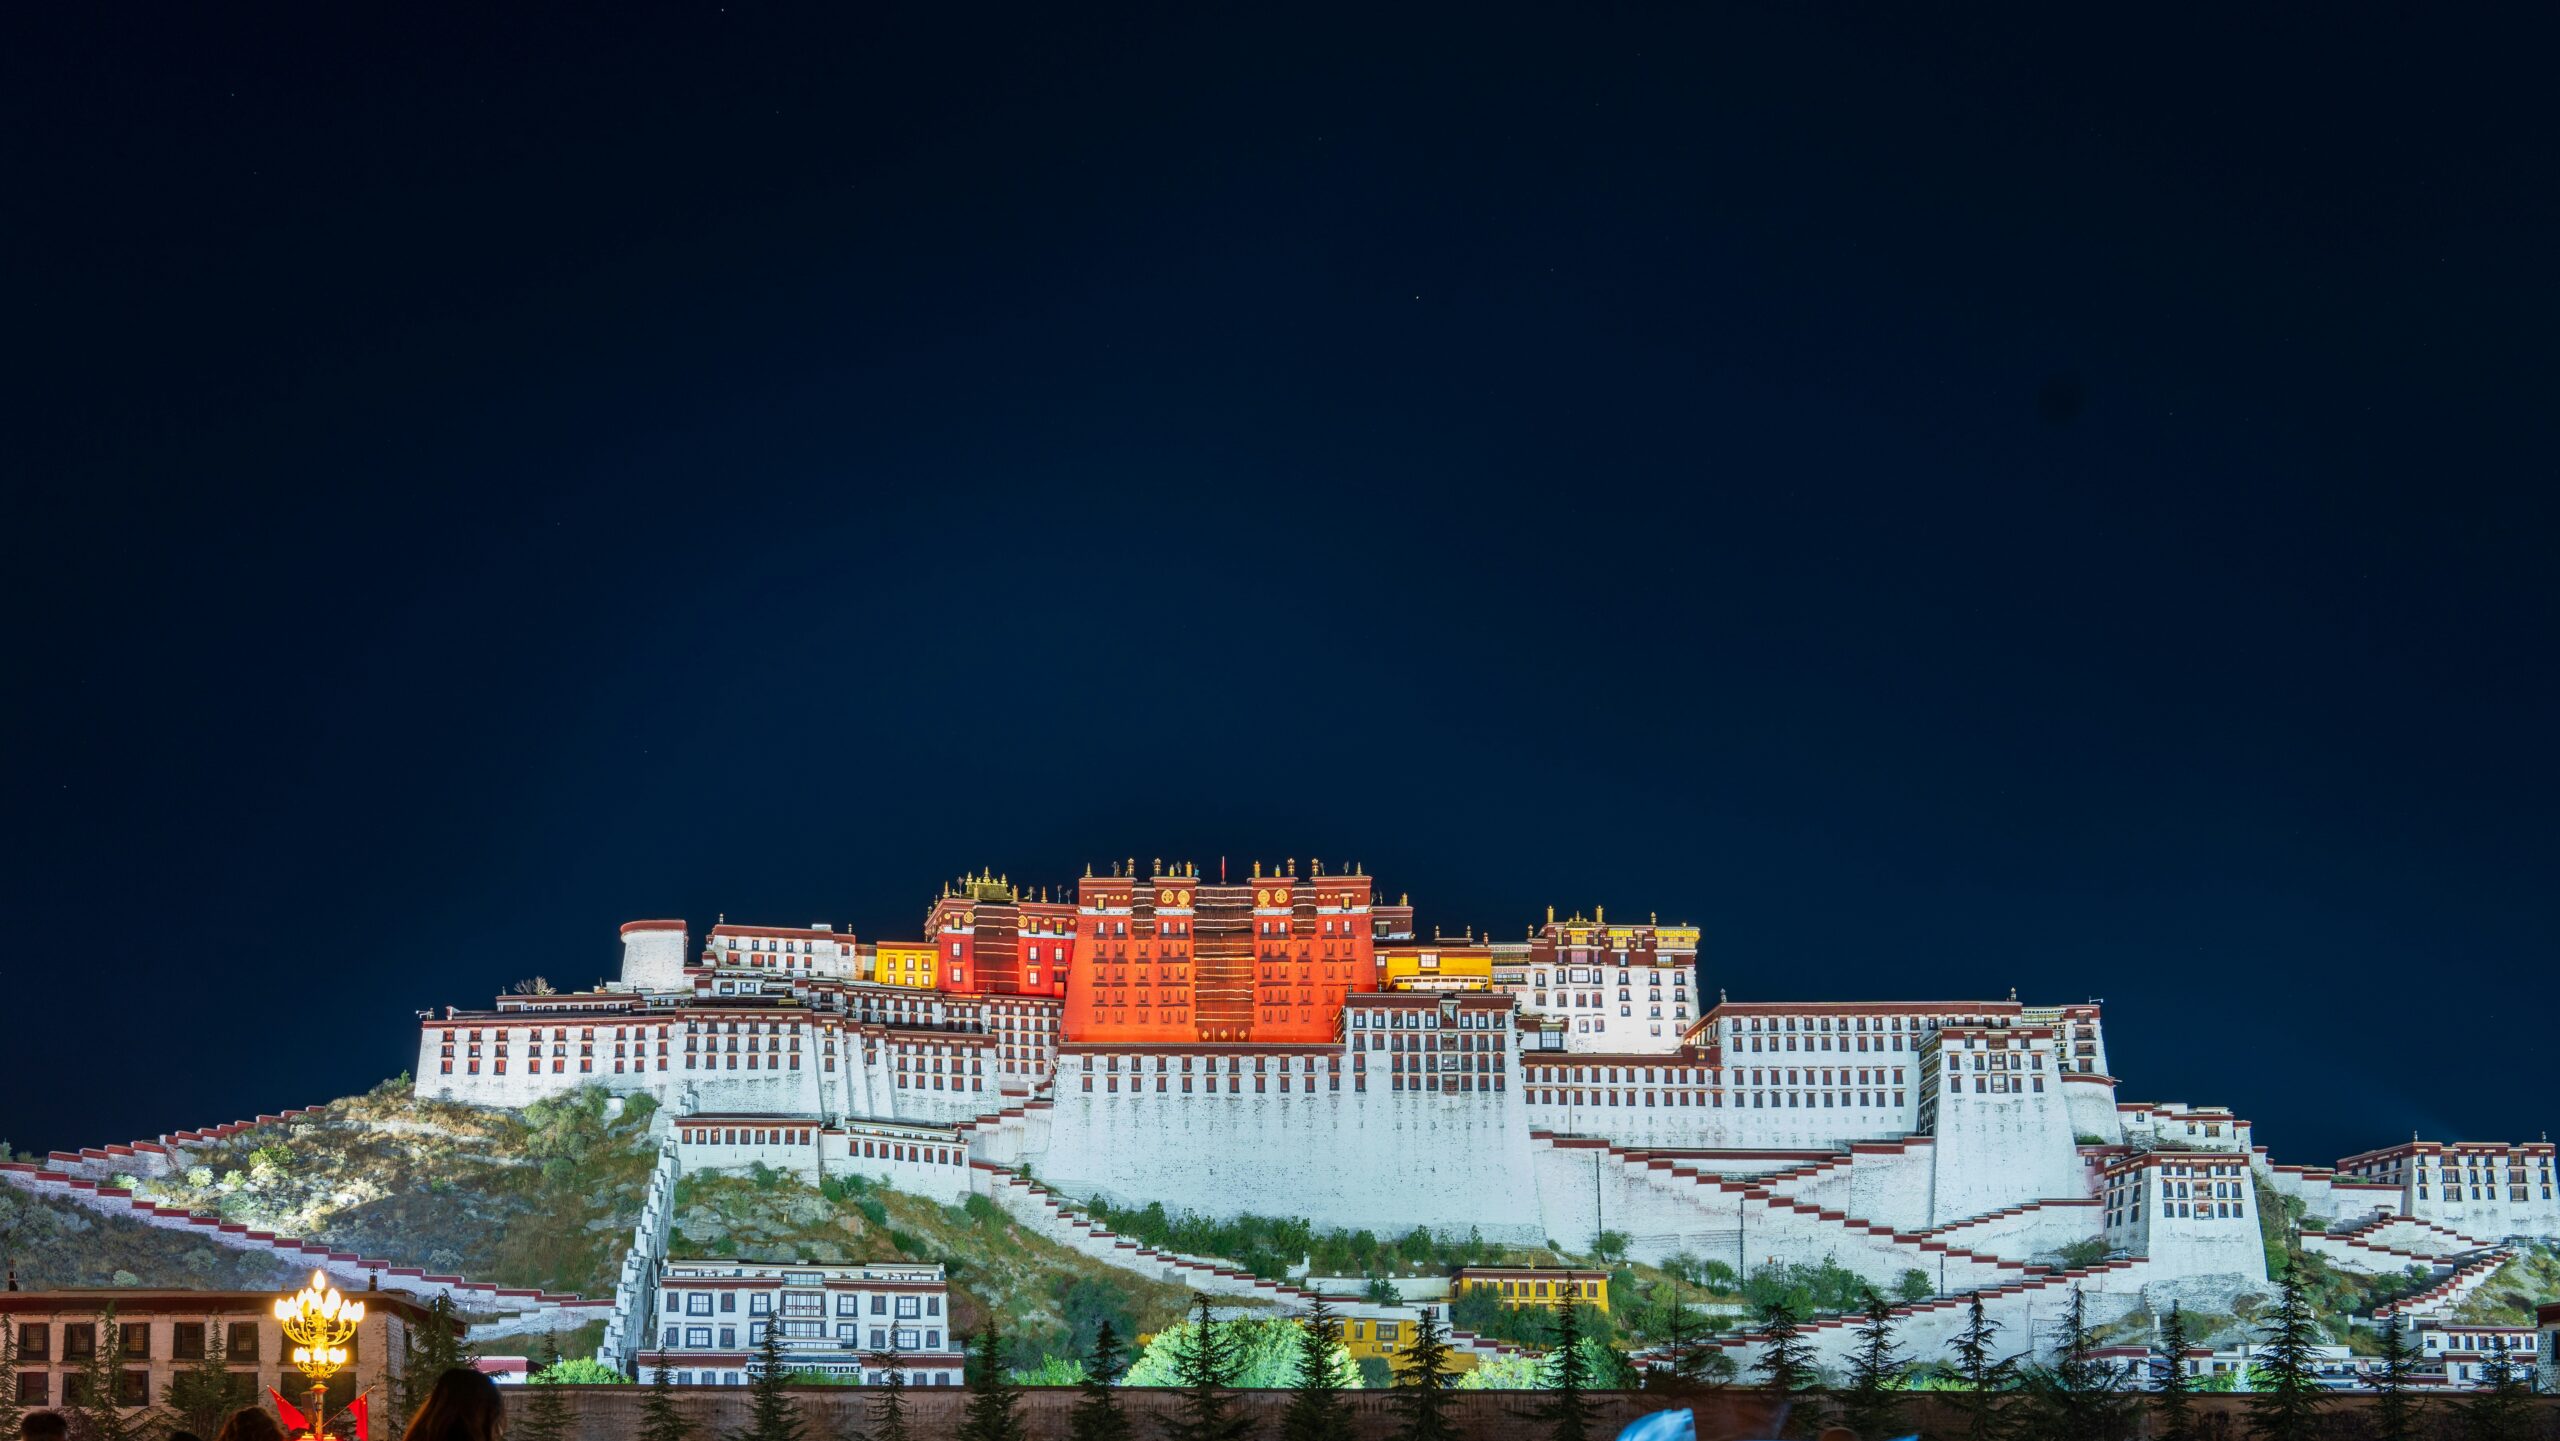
[1340,1314,1477,1373]
[1376,939,1496,992]
[1451,1266,1610,1312]
[871,940,938,990]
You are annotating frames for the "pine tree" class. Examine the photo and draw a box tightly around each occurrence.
[957,1324,1024,1441]
[2015,1287,2132,1441]
[1747,1300,1823,1439]
[0,1316,24,1441]
[725,1323,806,1441]
[1519,1297,1595,1441]
[2459,1334,2529,1441]
[396,1294,474,1432]
[1835,1292,1906,1441]
[640,1353,696,1441]
[1388,1307,1460,1441]
[2366,1312,2419,1441]
[71,1305,140,1441]
[1647,1291,1732,1395]
[1947,1292,2018,1441]
[1748,1300,1817,1396]
[518,1332,576,1441]
[862,1347,910,1441]
[1068,1321,1131,1441]
[1278,1299,1351,1441]
[2243,1262,2325,1441]
[165,1320,246,1439]
[1161,1294,1250,1441]
[2151,1304,2198,1441]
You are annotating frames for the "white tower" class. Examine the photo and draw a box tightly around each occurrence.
[618,919,688,991]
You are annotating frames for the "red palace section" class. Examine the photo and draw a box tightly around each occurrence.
[1054,860,1402,1045]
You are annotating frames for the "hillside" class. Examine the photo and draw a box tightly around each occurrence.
[44,1079,1201,1371]
[2452,1242,2560,1326]
[119,1077,661,1297]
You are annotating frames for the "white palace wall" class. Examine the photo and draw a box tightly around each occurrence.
[1926,1073,2088,1223]
[1843,1142,1938,1233]
[2063,1075,2124,1146]
[1033,1051,1544,1243]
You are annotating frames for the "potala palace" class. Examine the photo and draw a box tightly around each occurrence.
[395,861,2555,1375]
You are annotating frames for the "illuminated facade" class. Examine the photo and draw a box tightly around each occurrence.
[1378,933,1498,992]
[387,850,2560,1390]
[1505,908,1699,1052]
[870,940,939,991]
[1063,859,1401,1045]
[702,922,859,982]
[926,871,1076,1000]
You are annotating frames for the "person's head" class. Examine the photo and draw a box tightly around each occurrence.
[20,1414,69,1441]
[211,1407,285,1441]
[402,1366,505,1441]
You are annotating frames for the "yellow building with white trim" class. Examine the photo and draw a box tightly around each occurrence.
[871,940,939,990]
[1452,1265,1611,1312]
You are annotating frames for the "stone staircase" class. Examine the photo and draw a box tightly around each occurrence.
[2373,1247,2514,1323]
[597,1143,683,1370]
[968,1163,1530,1363]
[38,1108,331,1183]
[1704,1256,2158,1373]
[1903,1198,2106,1260]
[2304,1213,2495,1275]
[1539,1134,2056,1293]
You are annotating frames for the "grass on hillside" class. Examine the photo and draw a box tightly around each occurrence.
[1067,1195,1798,1348]
[669,1168,1197,1374]
[125,1077,660,1298]
[2451,1242,2560,1326]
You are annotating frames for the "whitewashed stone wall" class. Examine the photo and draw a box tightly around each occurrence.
[619,924,690,991]
[2063,1074,2124,1145]
[599,1144,681,1371]
[1925,1052,2085,1223]
[1917,1200,2102,1262]
[1842,1141,1938,1233]
[821,1124,974,1203]
[1034,1051,1542,1242]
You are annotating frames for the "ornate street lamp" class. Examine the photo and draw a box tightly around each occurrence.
[273,1270,365,1441]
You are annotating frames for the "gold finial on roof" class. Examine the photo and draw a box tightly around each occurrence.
[1596,905,1604,924]
[1546,904,1555,924]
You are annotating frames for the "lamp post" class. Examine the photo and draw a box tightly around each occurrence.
[274,1269,364,1441]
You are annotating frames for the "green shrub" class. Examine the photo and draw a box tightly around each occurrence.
[2054,1237,2110,1269]
[531,1356,626,1385]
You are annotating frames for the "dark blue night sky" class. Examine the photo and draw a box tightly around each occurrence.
[4,7,2552,1163]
